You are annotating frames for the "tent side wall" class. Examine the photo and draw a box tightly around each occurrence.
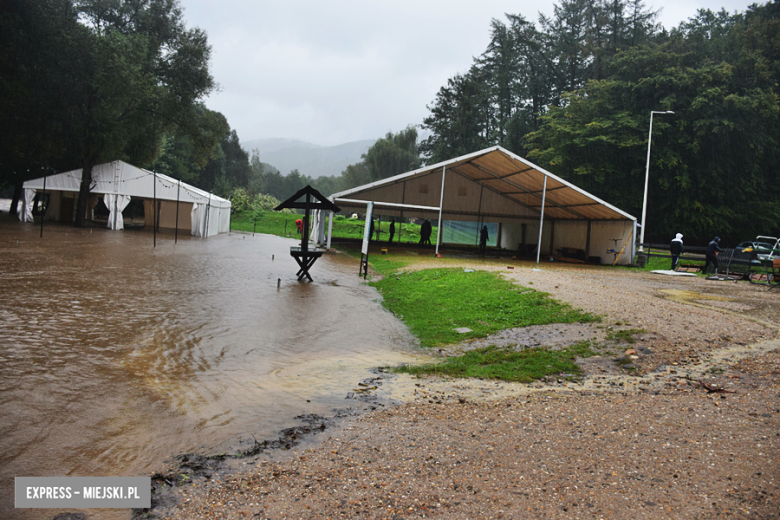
[500,220,633,264]
[589,221,634,265]
[22,161,231,236]
[144,200,194,231]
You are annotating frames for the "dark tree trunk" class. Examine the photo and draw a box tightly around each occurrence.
[10,184,22,216]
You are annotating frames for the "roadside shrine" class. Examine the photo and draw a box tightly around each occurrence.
[274,185,340,281]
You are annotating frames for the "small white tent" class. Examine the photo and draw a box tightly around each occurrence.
[20,161,231,237]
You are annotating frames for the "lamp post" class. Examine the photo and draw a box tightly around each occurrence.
[639,110,674,251]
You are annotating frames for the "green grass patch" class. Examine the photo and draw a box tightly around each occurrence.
[605,328,646,343]
[231,211,437,244]
[231,211,303,237]
[394,342,597,382]
[365,256,412,274]
[632,250,706,273]
[370,268,597,348]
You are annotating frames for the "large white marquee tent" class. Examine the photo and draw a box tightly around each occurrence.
[20,160,231,237]
[326,146,637,265]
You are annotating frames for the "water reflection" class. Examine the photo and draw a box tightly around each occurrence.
[0,219,423,520]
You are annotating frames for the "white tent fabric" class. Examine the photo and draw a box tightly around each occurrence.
[20,189,35,223]
[22,161,231,236]
[104,193,131,230]
[309,209,327,245]
[191,203,205,237]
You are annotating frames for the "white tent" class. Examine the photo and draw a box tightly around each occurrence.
[328,146,637,265]
[20,161,231,237]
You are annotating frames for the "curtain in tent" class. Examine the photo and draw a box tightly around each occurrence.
[191,203,205,237]
[309,210,321,244]
[309,209,326,245]
[104,193,131,230]
[19,188,35,222]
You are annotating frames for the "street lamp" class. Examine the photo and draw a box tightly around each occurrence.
[639,110,674,252]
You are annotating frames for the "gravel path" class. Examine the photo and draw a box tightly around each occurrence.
[140,261,780,520]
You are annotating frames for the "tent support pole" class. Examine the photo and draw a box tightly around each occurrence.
[326,210,334,249]
[536,175,547,264]
[153,172,157,248]
[205,199,211,238]
[585,220,592,259]
[435,166,446,256]
[476,184,484,247]
[175,179,180,244]
[40,173,46,238]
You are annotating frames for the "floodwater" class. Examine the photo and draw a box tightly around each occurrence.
[0,216,425,520]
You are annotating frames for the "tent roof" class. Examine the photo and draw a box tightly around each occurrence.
[330,146,634,222]
[22,161,230,209]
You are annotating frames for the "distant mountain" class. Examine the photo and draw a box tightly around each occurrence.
[242,138,376,179]
[242,138,321,155]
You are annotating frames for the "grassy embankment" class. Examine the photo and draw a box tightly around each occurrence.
[368,264,602,382]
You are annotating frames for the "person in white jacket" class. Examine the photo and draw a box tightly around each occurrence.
[670,233,684,271]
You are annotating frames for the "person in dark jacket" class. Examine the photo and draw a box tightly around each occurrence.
[670,233,684,271]
[388,220,395,244]
[420,220,432,246]
[479,225,489,255]
[703,236,722,274]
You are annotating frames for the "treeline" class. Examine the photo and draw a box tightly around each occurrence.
[4,0,777,242]
[0,0,218,227]
[419,0,780,243]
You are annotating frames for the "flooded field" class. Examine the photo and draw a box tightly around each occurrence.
[0,216,424,520]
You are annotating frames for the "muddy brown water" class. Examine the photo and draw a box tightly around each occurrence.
[0,217,426,520]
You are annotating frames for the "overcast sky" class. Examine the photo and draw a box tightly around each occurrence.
[181,0,757,147]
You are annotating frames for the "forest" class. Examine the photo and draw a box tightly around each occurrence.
[1,0,778,243]
[419,0,780,244]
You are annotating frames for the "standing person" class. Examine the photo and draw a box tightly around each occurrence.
[388,220,395,244]
[421,220,432,246]
[703,236,722,274]
[479,225,489,255]
[295,219,303,235]
[670,233,684,271]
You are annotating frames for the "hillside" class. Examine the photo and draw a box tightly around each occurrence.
[242,138,376,178]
